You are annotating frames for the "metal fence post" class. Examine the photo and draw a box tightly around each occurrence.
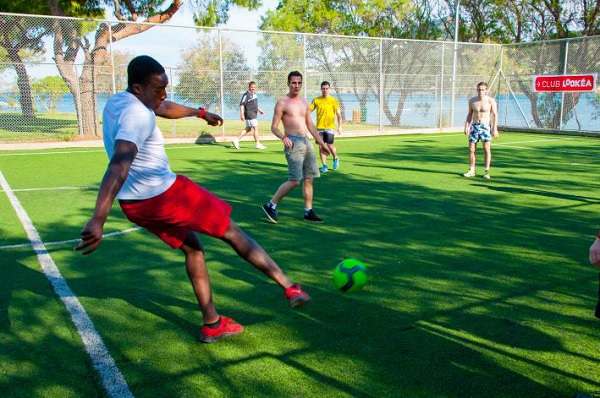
[559,40,569,130]
[440,43,446,128]
[450,0,461,127]
[219,29,225,136]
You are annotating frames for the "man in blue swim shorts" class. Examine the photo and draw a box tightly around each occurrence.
[463,82,499,179]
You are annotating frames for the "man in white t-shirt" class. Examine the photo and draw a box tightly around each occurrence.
[76,56,311,343]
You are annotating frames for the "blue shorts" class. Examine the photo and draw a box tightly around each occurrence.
[468,123,491,143]
[284,135,320,181]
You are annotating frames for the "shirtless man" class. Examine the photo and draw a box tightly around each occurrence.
[262,71,330,224]
[463,82,499,179]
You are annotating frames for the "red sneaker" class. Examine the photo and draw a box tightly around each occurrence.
[200,316,244,343]
[284,284,311,308]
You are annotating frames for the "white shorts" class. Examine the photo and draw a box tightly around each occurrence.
[245,119,258,128]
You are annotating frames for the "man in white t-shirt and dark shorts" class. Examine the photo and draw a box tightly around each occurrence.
[76,56,311,343]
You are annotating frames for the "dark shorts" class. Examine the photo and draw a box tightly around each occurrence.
[119,175,231,249]
[319,129,335,144]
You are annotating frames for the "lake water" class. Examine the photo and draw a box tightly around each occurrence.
[2,92,598,131]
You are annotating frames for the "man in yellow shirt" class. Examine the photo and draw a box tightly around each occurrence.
[309,81,342,172]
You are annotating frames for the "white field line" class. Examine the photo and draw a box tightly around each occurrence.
[0,170,134,398]
[5,186,99,192]
[0,144,201,157]
[0,227,142,250]
[496,142,600,157]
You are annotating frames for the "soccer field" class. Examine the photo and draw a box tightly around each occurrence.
[1,132,599,397]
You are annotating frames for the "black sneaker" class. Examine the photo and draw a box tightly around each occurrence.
[262,204,278,223]
[303,209,323,223]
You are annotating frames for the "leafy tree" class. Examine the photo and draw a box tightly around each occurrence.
[94,49,135,93]
[259,0,446,127]
[259,0,415,37]
[187,0,262,26]
[31,75,68,112]
[0,14,51,119]
[1,0,262,136]
[176,35,250,111]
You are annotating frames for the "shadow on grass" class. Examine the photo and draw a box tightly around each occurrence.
[0,113,78,136]
[4,133,600,397]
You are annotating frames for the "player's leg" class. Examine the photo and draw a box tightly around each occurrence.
[482,141,492,178]
[330,143,339,169]
[319,147,328,168]
[252,124,266,149]
[271,180,300,205]
[220,221,310,307]
[302,142,323,222]
[179,232,219,323]
[318,131,329,172]
[267,141,303,206]
[463,142,477,177]
[302,177,323,222]
[233,127,250,149]
[222,221,291,287]
[238,127,251,139]
[463,126,478,177]
[180,231,244,342]
[302,177,314,210]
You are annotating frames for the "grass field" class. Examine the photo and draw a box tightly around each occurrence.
[1,132,599,397]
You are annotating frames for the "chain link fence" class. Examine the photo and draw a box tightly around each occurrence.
[0,12,598,143]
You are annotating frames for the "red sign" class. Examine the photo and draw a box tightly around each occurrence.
[533,74,597,93]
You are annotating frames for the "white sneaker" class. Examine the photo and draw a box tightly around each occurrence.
[255,143,267,150]
[463,170,476,177]
[483,172,491,179]
[232,138,240,149]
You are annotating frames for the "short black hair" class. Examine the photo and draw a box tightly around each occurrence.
[320,81,330,87]
[127,55,165,88]
[287,71,303,83]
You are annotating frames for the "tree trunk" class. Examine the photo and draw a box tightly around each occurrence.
[6,50,36,119]
[48,1,184,138]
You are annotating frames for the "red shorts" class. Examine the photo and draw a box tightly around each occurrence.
[119,175,232,249]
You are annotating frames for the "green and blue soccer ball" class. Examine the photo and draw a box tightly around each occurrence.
[333,258,368,293]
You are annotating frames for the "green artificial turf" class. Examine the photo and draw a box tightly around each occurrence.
[1,132,599,397]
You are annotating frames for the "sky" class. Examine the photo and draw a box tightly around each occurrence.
[104,0,280,70]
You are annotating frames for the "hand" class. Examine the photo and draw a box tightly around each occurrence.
[337,127,342,135]
[493,131,499,139]
[203,111,223,126]
[320,142,331,156]
[74,218,105,255]
[282,136,293,148]
[590,238,600,269]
